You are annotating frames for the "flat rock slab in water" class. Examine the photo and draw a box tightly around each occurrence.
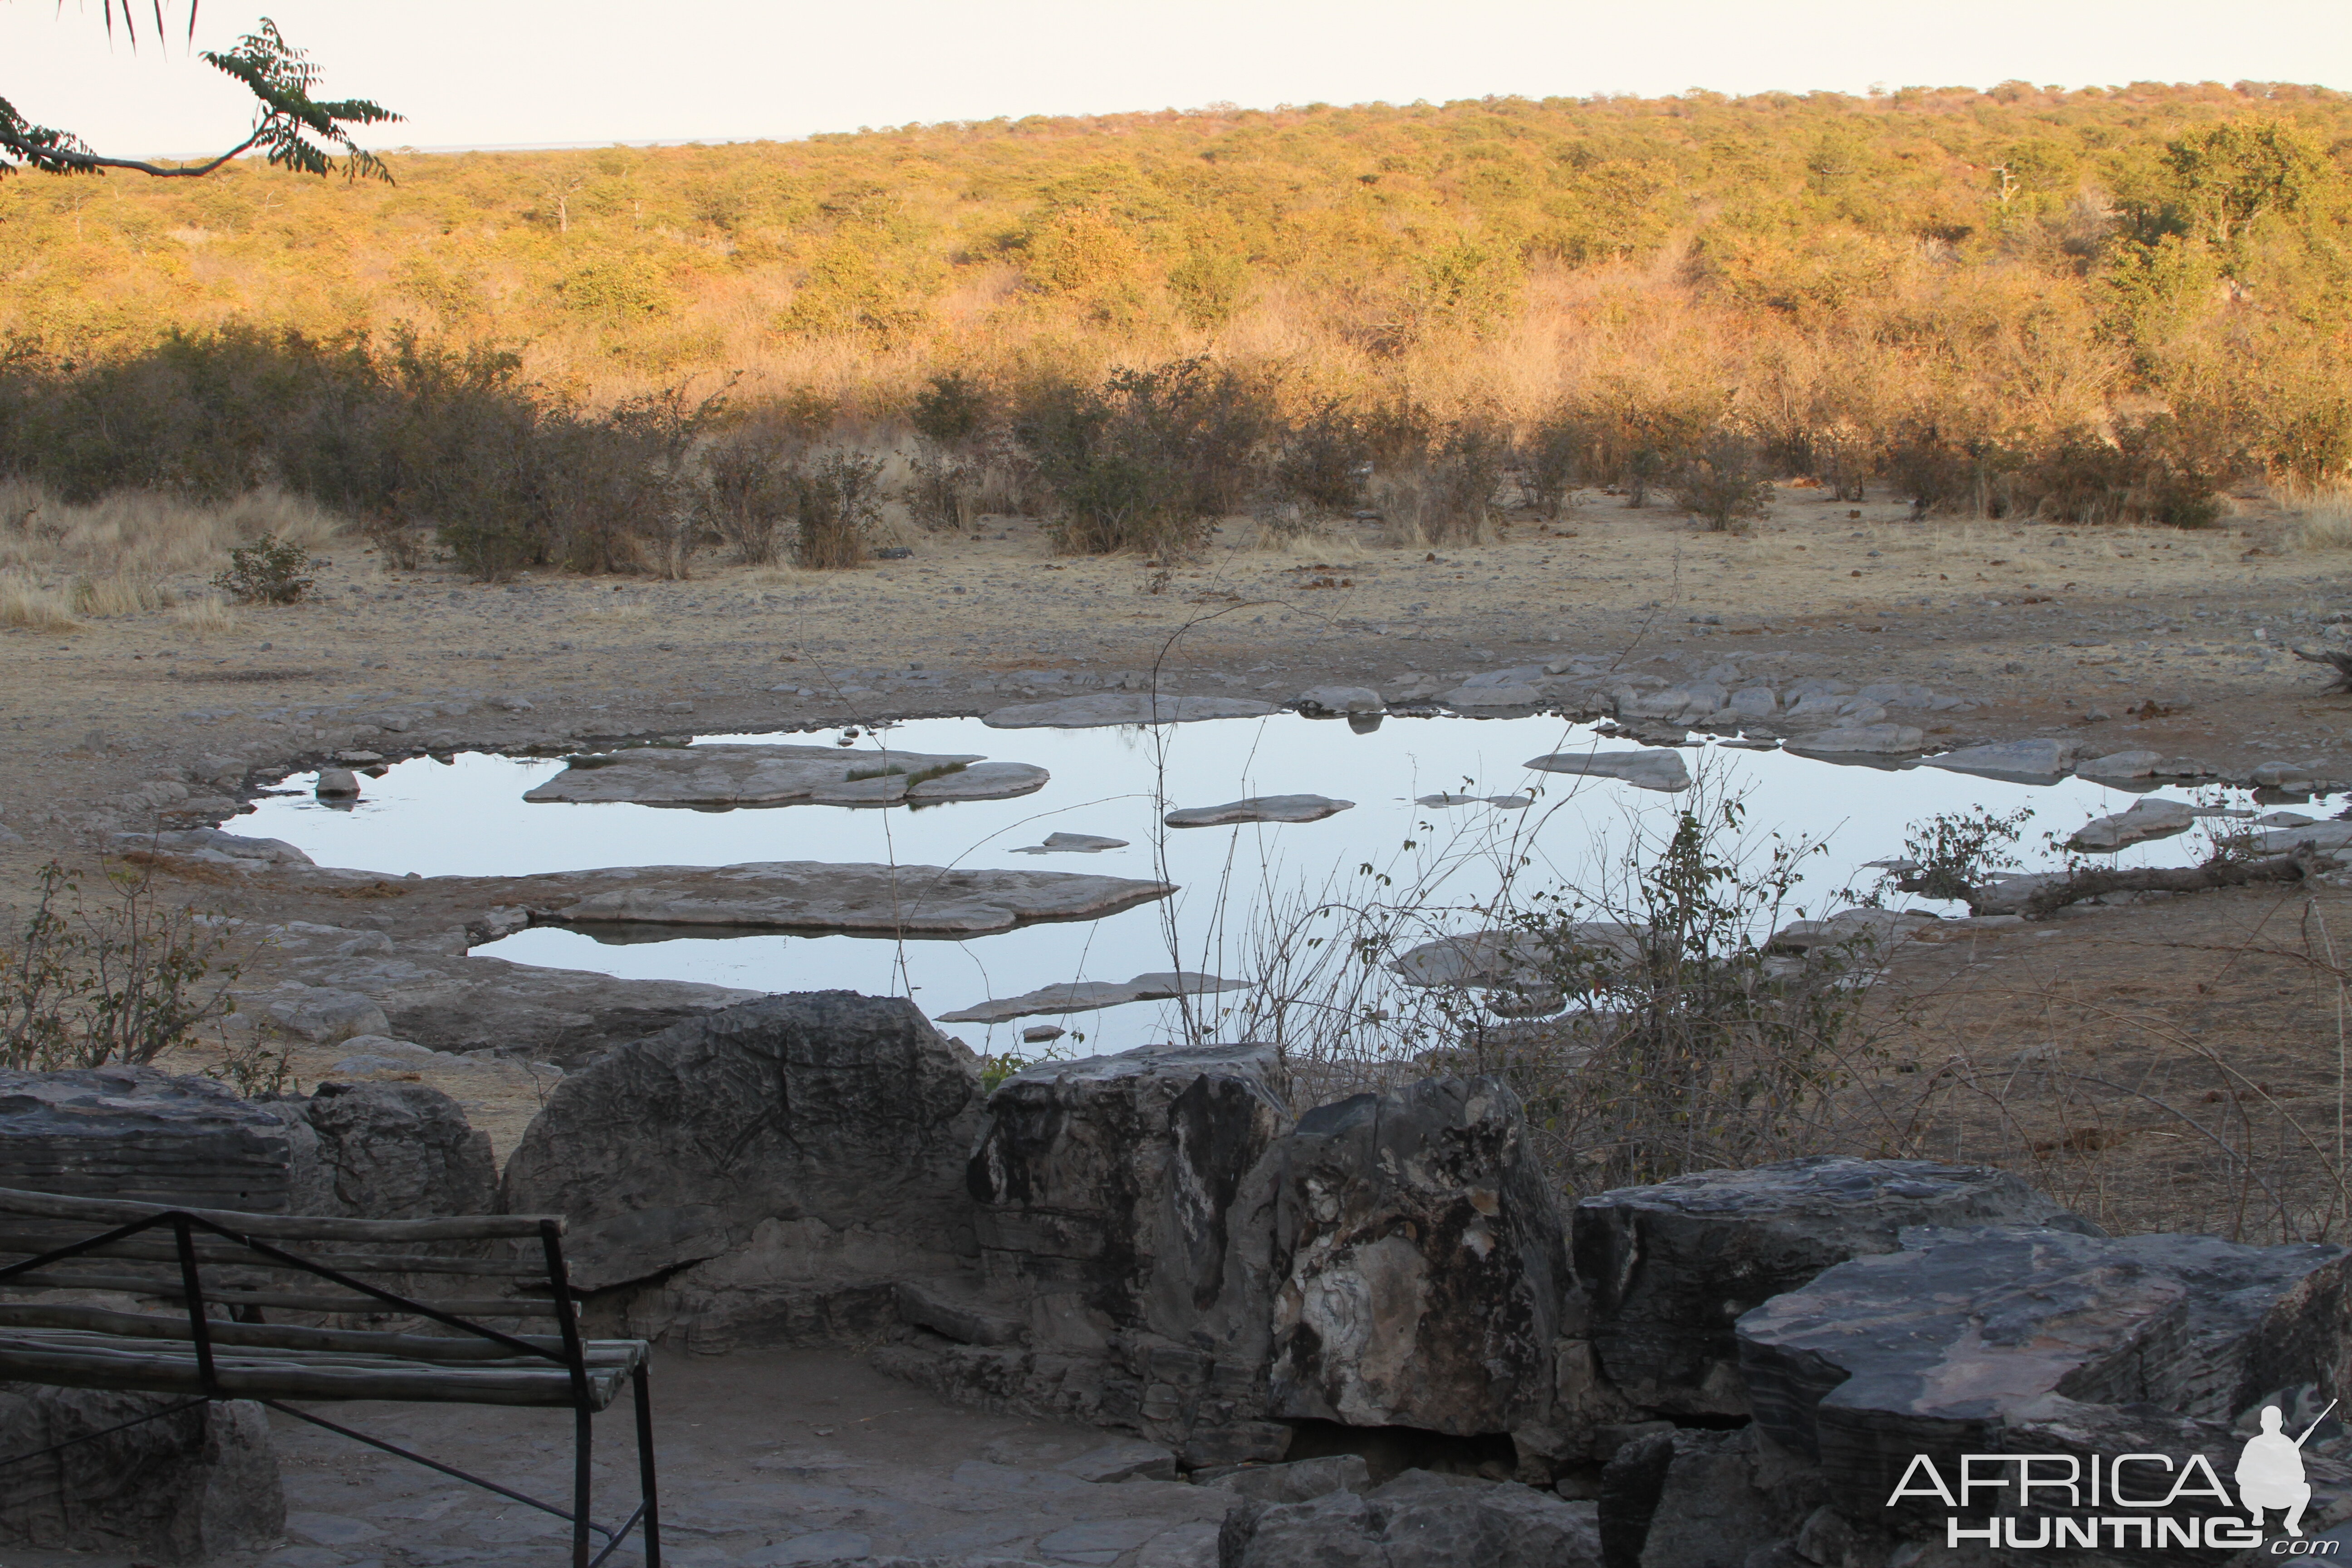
[1782,724,1926,757]
[2067,797,2195,851]
[1416,793,1533,809]
[547,862,1176,936]
[1011,832,1130,854]
[1923,737,2081,781]
[2253,819,2352,854]
[1163,794,1354,827]
[1393,924,1646,988]
[1444,682,1546,708]
[1524,749,1691,793]
[2078,748,2164,780]
[524,745,1047,808]
[936,971,1248,1024]
[982,693,1278,728]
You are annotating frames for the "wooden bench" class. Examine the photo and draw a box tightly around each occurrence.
[0,1185,659,1568]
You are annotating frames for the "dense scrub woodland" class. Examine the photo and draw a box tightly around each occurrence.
[4,81,2352,573]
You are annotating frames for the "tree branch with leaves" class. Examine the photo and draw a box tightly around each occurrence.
[0,9,398,182]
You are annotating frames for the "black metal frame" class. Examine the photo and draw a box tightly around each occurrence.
[0,1208,659,1568]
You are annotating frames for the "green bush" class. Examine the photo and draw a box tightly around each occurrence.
[1,862,238,1072]
[212,533,316,603]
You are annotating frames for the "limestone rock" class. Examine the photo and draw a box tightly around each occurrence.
[0,1067,321,1212]
[295,1080,496,1219]
[2077,748,2164,781]
[1057,1438,1179,1483]
[500,993,985,1349]
[1012,832,1129,855]
[1524,748,1690,793]
[1764,910,1939,954]
[1164,795,1354,828]
[1444,682,1545,708]
[1923,737,2082,781]
[1781,724,1925,757]
[1573,1156,2097,1416]
[263,943,756,1070]
[936,971,1249,1024]
[1270,1077,1567,1436]
[1626,1429,1781,1568]
[108,827,314,867]
[2253,819,2352,854]
[965,1043,1293,1431]
[983,693,1279,728]
[0,1387,283,1563]
[1226,1470,1602,1568]
[314,767,360,797]
[1199,1455,1372,1503]
[1735,1225,2352,1515]
[1297,686,1386,716]
[545,860,1176,936]
[260,982,391,1043]
[2066,796,2196,852]
[524,745,1046,808]
[1393,926,1644,990]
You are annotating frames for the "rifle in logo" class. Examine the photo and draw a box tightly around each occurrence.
[2238,1399,2337,1538]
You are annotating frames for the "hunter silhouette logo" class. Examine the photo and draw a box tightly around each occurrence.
[1888,1397,2340,1551]
[2239,1401,2335,1539]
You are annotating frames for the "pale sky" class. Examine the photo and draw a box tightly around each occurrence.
[5,0,2349,159]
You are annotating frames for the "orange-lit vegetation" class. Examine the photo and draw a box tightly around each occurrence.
[1,81,2348,569]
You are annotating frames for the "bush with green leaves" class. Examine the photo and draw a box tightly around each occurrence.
[211,532,316,603]
[1,861,238,1072]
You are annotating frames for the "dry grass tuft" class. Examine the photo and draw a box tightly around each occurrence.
[167,595,240,639]
[71,572,172,617]
[2282,481,2352,552]
[0,570,80,632]
[0,480,346,584]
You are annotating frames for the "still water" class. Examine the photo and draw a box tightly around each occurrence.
[239,715,2321,1055]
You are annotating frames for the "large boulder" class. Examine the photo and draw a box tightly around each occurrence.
[960,1043,1292,1441]
[1224,1469,1602,1568]
[0,1067,322,1212]
[500,991,985,1351]
[1736,1225,2352,1519]
[0,1387,282,1563]
[1269,1077,1566,1437]
[1572,1156,2096,1415]
[298,1080,496,1219]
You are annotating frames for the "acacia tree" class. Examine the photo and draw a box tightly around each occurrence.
[0,4,397,181]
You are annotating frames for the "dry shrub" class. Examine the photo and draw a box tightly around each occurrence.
[794,450,884,569]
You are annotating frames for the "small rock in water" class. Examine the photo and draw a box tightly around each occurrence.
[1524,748,1690,793]
[1925,737,2081,781]
[1011,831,1129,854]
[938,971,1249,1024]
[314,768,360,798]
[1021,1025,1065,1044]
[1164,794,1354,827]
[2067,797,2196,852]
[2077,748,2163,781]
[1295,685,1385,716]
